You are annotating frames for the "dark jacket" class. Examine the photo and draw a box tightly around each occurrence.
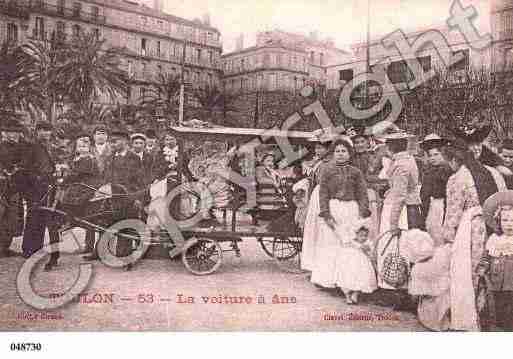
[104,150,146,196]
[318,161,370,219]
[62,155,100,206]
[420,163,453,220]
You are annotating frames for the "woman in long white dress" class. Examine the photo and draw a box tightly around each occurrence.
[311,139,370,289]
[300,141,331,272]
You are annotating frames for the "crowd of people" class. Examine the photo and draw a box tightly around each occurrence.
[2,115,513,331]
[290,122,513,331]
[0,119,180,270]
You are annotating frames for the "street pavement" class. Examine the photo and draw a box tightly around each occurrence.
[0,230,425,331]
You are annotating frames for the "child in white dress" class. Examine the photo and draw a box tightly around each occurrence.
[336,218,378,304]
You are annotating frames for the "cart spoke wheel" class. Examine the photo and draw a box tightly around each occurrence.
[272,237,307,274]
[258,237,276,258]
[182,237,222,275]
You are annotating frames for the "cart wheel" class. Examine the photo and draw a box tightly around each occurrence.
[182,237,222,275]
[272,236,307,274]
[257,237,276,258]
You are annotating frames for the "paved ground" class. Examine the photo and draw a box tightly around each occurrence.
[0,230,425,331]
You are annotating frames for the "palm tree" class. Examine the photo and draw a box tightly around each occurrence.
[60,102,112,126]
[193,85,239,125]
[0,41,45,123]
[59,30,128,115]
[138,72,181,123]
[17,33,69,124]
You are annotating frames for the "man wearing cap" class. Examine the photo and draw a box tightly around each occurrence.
[499,139,513,190]
[130,132,155,185]
[22,122,57,258]
[91,124,112,175]
[103,127,146,270]
[0,118,31,257]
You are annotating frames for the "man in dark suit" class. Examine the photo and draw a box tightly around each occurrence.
[104,128,146,270]
[0,118,31,258]
[22,122,57,259]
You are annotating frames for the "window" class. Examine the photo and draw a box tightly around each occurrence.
[339,69,354,82]
[157,64,162,74]
[35,17,45,40]
[277,53,282,67]
[142,62,147,75]
[91,6,99,20]
[7,23,18,44]
[94,28,100,40]
[73,2,82,17]
[241,58,245,70]
[196,48,201,61]
[56,21,66,38]
[310,51,314,63]
[207,73,213,87]
[269,73,277,90]
[450,49,469,71]
[387,60,412,84]
[141,38,147,56]
[417,56,431,72]
[140,87,146,98]
[208,50,213,64]
[57,0,65,14]
[157,41,161,57]
[320,53,324,66]
[72,24,81,38]
[127,60,133,77]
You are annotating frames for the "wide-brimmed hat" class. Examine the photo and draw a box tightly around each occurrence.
[450,123,491,144]
[379,131,414,141]
[0,118,24,132]
[400,229,435,264]
[419,133,449,151]
[483,190,513,231]
[346,125,369,140]
[308,126,345,144]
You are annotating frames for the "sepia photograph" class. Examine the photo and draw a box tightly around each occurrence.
[0,0,512,345]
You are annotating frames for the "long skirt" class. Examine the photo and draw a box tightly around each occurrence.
[336,245,377,293]
[301,185,321,271]
[426,198,445,247]
[310,199,360,288]
[377,201,408,290]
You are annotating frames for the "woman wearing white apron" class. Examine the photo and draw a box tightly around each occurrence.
[311,138,370,289]
[300,136,332,272]
[419,134,453,247]
[376,132,423,294]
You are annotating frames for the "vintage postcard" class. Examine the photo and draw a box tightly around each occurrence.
[0,0,512,344]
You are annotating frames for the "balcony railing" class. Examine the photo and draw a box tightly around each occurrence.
[30,1,106,24]
[0,1,30,19]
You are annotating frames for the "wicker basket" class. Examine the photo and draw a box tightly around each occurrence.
[380,233,409,288]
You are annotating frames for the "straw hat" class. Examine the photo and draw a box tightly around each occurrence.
[419,133,449,151]
[483,190,513,232]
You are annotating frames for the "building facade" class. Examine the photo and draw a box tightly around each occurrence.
[326,26,491,91]
[491,0,513,71]
[0,0,223,106]
[222,29,351,93]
